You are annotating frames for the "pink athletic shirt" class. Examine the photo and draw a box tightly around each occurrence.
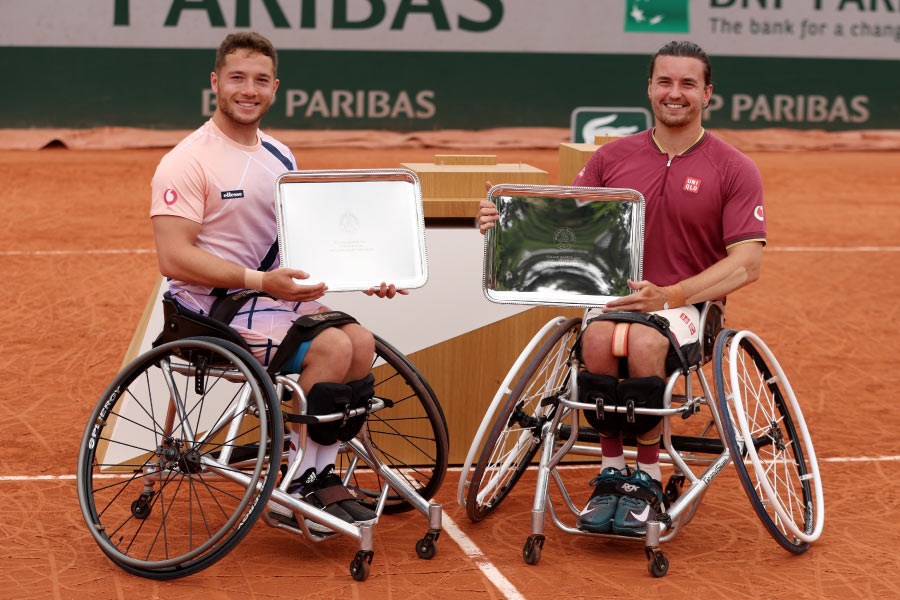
[573,130,766,288]
[150,119,296,296]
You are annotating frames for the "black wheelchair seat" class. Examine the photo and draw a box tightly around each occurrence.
[153,291,251,351]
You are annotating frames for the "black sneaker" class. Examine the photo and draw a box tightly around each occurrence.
[314,464,377,523]
[269,467,355,534]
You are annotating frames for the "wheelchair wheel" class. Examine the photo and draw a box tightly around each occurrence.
[465,317,582,522]
[77,337,282,579]
[714,329,824,553]
[336,335,449,514]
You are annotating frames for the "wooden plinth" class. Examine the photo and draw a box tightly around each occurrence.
[558,142,598,186]
[402,159,549,219]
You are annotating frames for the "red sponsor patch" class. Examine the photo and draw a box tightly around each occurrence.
[679,312,697,335]
[163,188,178,205]
[683,177,701,193]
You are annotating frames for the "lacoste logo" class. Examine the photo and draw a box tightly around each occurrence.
[221,189,245,200]
[582,114,643,142]
[628,504,652,522]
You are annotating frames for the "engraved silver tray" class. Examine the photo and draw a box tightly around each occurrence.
[483,184,644,307]
[275,169,428,291]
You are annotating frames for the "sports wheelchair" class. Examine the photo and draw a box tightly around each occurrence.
[77,294,448,582]
[458,302,824,577]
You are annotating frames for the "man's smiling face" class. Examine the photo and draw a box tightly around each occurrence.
[648,55,712,129]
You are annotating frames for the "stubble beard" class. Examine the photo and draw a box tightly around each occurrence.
[653,101,701,129]
[218,96,270,129]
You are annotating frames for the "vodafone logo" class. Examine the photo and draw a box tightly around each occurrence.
[164,189,178,205]
[754,205,765,221]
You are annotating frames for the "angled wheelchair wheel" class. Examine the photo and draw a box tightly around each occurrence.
[336,335,449,514]
[714,329,824,553]
[465,317,582,522]
[76,337,282,579]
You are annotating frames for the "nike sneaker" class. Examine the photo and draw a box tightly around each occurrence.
[611,468,666,536]
[576,467,628,533]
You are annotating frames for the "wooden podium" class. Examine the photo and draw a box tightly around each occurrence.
[402,154,548,218]
[558,136,619,186]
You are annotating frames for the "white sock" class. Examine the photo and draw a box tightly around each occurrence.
[289,430,317,480]
[601,454,627,472]
[637,461,662,482]
[315,442,341,474]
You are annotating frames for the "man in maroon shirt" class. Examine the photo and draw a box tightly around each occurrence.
[477,41,765,535]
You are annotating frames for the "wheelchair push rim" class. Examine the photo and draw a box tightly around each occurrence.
[715,329,824,550]
[76,337,282,578]
[465,317,582,521]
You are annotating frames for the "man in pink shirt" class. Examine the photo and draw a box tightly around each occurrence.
[151,32,403,533]
[478,41,765,536]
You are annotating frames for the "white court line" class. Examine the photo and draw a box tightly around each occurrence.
[0,248,156,256]
[2,246,900,258]
[2,454,899,482]
[441,514,525,600]
[5,455,899,600]
[767,246,900,252]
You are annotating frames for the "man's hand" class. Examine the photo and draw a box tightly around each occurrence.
[364,282,409,299]
[602,279,667,313]
[263,268,327,302]
[475,180,499,235]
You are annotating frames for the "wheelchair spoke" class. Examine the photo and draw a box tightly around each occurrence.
[77,337,281,578]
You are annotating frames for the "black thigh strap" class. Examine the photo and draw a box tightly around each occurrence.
[266,311,359,375]
[583,312,689,374]
[208,290,274,324]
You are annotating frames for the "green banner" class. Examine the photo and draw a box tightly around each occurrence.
[2,47,898,131]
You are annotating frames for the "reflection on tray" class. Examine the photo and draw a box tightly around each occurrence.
[484,185,644,307]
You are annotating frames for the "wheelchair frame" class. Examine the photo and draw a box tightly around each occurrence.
[77,302,448,582]
[458,302,824,577]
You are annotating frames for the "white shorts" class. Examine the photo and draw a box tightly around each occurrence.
[584,305,701,347]
[173,290,326,366]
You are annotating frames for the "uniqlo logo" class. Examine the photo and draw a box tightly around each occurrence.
[679,311,696,334]
[683,177,701,193]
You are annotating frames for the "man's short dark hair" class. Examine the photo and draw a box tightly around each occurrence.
[649,41,712,87]
[215,31,278,75]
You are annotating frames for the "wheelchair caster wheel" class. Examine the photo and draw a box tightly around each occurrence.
[130,493,153,520]
[523,534,544,565]
[645,548,669,578]
[350,550,373,581]
[416,530,439,560]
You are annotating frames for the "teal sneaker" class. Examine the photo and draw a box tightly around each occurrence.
[576,467,627,533]
[611,469,666,536]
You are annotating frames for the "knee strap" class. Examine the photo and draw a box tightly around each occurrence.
[266,311,359,375]
[611,323,631,357]
[586,311,689,374]
[338,374,375,442]
[579,371,619,436]
[617,376,665,435]
[306,382,353,445]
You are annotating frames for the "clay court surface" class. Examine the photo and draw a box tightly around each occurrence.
[1,130,899,599]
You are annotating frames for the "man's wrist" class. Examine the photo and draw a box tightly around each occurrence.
[244,268,265,291]
[661,283,685,310]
